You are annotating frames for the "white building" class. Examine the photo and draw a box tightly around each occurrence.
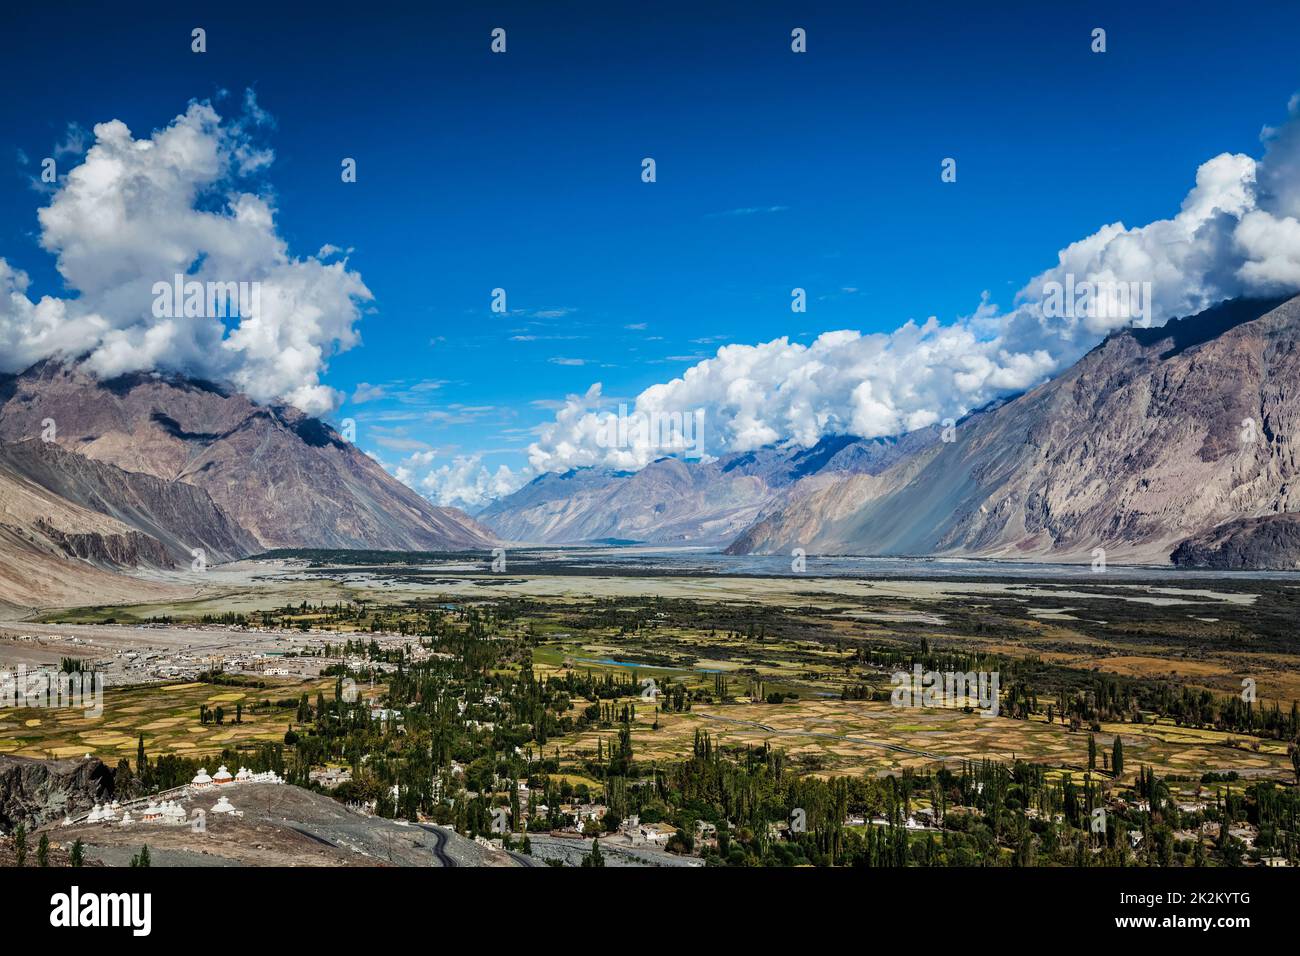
[212,795,239,815]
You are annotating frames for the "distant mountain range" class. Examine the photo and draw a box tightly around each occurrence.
[0,361,494,609]
[483,295,1300,569]
[5,293,1299,608]
[476,425,950,546]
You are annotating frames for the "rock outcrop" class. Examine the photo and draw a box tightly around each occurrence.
[0,439,257,565]
[1171,514,1300,569]
[0,755,115,833]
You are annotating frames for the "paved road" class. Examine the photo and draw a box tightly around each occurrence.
[415,823,457,867]
[506,849,544,867]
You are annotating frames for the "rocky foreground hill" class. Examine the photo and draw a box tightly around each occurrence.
[0,757,504,866]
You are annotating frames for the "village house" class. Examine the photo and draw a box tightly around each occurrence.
[1228,824,1258,847]
[630,821,677,847]
[694,820,719,848]
[310,767,353,789]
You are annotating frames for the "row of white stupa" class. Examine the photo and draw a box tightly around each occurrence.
[73,795,241,826]
[191,765,284,787]
[66,766,281,826]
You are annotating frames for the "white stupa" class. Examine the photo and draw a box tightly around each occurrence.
[211,795,237,814]
[213,765,233,785]
[99,803,117,822]
[162,801,186,824]
[235,767,253,782]
[191,767,213,788]
[119,811,133,826]
[86,803,103,823]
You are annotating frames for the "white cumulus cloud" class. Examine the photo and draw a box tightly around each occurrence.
[389,452,521,512]
[0,95,371,416]
[528,95,1300,474]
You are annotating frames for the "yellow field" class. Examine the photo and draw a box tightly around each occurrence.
[0,677,336,761]
[551,696,1296,782]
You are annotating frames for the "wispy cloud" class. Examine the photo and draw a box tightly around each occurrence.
[374,435,435,453]
[705,205,789,218]
[351,382,387,404]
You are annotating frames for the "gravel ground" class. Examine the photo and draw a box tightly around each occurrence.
[525,833,704,867]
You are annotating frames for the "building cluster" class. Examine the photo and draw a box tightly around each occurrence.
[309,766,353,789]
[78,801,129,825]
[617,815,678,847]
[138,800,188,824]
[0,621,445,688]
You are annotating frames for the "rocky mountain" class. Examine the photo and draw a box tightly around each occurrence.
[0,362,496,553]
[478,429,943,545]
[727,295,1300,565]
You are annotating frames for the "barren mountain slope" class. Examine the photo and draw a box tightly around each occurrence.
[727,295,1300,564]
[0,363,495,551]
[0,439,257,564]
[0,458,189,611]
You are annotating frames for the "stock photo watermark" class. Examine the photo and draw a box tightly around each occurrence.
[1041,274,1152,328]
[152,274,260,320]
[50,887,151,937]
[1,665,104,717]
[890,665,1000,717]
[595,404,706,459]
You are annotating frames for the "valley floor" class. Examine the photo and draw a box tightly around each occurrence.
[3,549,1298,867]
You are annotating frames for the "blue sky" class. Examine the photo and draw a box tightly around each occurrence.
[3,1,1300,507]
